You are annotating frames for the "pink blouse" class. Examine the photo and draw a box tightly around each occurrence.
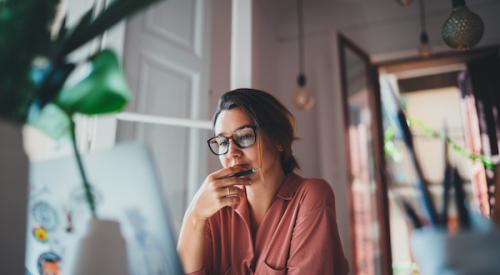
[188,173,349,275]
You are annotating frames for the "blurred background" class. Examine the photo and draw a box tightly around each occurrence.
[22,0,500,274]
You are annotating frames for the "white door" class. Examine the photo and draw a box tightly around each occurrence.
[116,0,212,235]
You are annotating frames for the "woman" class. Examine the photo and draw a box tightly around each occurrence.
[177,89,349,275]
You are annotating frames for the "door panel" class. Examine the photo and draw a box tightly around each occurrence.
[118,0,211,235]
[136,53,194,118]
[124,0,209,120]
[117,121,211,236]
[145,0,202,56]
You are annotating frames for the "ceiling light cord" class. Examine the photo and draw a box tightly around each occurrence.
[452,0,466,8]
[297,0,305,81]
[419,0,427,35]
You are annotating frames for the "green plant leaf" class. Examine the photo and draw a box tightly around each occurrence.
[55,49,131,115]
[56,15,67,40]
[60,0,163,57]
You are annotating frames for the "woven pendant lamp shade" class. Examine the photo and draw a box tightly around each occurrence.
[442,0,484,50]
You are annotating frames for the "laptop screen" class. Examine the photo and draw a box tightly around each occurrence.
[26,142,183,275]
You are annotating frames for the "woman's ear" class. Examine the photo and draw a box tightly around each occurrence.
[276,144,284,152]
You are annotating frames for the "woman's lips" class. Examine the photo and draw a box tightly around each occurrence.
[230,160,250,168]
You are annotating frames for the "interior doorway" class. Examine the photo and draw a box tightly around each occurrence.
[339,31,500,275]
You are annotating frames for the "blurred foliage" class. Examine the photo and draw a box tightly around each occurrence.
[0,0,58,122]
[0,0,163,217]
[0,0,162,123]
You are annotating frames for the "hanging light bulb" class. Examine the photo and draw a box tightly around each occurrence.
[294,74,315,110]
[294,0,315,111]
[396,0,413,8]
[419,32,432,57]
[417,0,431,57]
[442,0,484,50]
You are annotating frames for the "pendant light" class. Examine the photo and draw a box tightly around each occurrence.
[396,0,413,8]
[418,0,431,57]
[294,0,314,111]
[442,0,484,50]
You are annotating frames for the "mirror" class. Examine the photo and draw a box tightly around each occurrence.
[339,34,390,275]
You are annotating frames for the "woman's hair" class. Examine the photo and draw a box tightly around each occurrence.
[213,88,300,174]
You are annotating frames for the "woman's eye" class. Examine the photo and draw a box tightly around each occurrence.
[240,134,253,141]
[219,140,229,146]
[237,134,254,146]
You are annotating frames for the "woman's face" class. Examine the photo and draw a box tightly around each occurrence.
[214,108,281,177]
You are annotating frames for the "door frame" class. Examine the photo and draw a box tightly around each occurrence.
[338,32,392,275]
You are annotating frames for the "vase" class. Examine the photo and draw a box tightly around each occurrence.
[0,119,29,274]
[411,228,500,275]
[69,218,130,275]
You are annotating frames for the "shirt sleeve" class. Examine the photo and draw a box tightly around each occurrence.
[286,182,349,275]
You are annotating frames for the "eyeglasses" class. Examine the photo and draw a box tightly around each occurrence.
[207,125,257,155]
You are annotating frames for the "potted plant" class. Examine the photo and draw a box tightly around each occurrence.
[0,0,162,274]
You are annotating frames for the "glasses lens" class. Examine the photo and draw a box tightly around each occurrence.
[209,136,229,155]
[234,127,256,148]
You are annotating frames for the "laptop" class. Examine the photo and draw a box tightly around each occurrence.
[26,142,184,275]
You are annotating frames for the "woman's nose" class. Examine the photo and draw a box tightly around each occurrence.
[226,139,242,159]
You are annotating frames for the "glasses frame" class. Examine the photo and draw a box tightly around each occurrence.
[206,125,257,156]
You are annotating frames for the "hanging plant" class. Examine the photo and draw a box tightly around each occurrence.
[384,116,494,172]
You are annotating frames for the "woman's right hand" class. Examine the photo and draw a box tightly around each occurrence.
[186,165,252,222]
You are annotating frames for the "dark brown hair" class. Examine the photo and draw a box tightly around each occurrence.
[213,88,300,174]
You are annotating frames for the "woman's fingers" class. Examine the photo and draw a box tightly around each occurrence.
[219,195,241,208]
[212,176,251,188]
[215,186,244,198]
[189,168,251,221]
[210,165,251,179]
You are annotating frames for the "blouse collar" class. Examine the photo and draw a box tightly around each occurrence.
[275,172,301,200]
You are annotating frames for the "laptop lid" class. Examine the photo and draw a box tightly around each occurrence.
[26,142,183,275]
